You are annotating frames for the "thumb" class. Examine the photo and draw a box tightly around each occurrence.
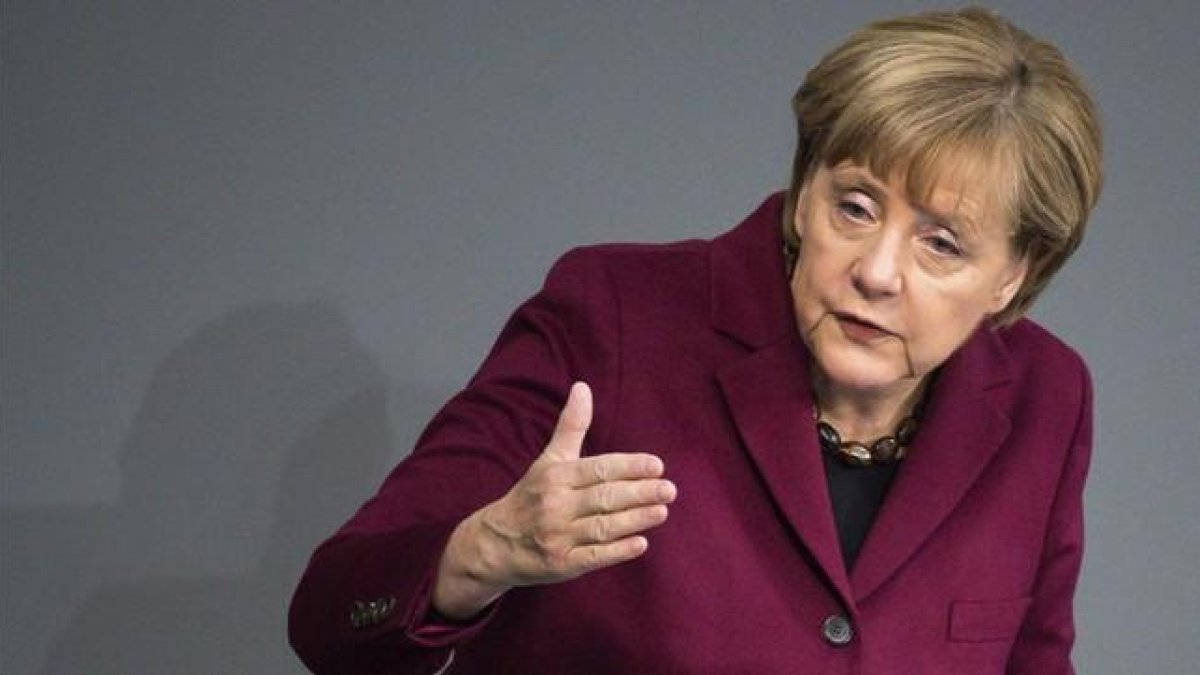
[542,381,592,461]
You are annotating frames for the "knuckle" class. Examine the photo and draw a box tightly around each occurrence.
[532,536,566,568]
[528,525,576,575]
[529,527,554,554]
[583,545,604,570]
[596,484,617,513]
[590,516,612,543]
[590,460,610,483]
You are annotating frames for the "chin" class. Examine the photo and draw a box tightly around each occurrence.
[812,345,914,393]
[823,365,911,393]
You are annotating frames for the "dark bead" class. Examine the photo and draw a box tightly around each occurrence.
[871,436,900,462]
[840,442,873,466]
[817,421,841,453]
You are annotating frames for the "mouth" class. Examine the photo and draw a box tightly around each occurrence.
[832,311,896,342]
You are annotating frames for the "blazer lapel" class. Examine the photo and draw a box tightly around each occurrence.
[850,329,1014,602]
[708,193,854,607]
[715,338,854,608]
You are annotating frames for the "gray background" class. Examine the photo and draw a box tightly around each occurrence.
[3,1,1197,673]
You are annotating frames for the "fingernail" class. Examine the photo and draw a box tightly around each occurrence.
[660,481,677,502]
[648,456,665,475]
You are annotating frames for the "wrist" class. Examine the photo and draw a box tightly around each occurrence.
[432,512,511,620]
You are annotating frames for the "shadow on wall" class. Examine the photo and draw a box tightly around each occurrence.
[2,301,436,674]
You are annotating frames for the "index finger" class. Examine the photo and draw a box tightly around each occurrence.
[564,453,664,488]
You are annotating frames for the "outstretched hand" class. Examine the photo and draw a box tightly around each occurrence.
[432,382,676,619]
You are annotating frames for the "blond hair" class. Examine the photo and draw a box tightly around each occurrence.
[785,7,1103,325]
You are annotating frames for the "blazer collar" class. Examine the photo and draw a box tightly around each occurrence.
[710,193,1017,607]
[709,193,795,350]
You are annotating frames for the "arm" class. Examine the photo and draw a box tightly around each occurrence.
[287,249,673,673]
[1007,363,1093,674]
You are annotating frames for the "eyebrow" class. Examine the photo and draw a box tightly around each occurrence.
[921,196,984,239]
[829,169,887,205]
[830,166,984,238]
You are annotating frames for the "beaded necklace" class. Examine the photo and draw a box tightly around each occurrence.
[814,403,922,467]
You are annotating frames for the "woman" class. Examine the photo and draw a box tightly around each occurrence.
[290,8,1101,674]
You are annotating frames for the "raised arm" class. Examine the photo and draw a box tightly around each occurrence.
[287,248,670,673]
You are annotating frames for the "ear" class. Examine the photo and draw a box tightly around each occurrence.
[990,254,1029,314]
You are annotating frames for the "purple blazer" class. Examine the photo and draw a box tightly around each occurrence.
[289,194,1092,674]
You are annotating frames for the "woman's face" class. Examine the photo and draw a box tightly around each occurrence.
[790,160,1028,396]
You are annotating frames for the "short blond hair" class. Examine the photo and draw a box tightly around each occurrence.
[785,7,1103,325]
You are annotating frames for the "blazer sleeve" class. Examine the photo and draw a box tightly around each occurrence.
[287,248,620,674]
[1007,361,1093,675]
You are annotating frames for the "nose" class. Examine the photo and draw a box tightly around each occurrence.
[851,230,904,299]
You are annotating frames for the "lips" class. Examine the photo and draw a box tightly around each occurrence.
[833,312,896,342]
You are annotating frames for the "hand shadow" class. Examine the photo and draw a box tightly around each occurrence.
[3,300,439,674]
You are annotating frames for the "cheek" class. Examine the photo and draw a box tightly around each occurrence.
[789,257,830,321]
[792,238,843,291]
[904,294,991,365]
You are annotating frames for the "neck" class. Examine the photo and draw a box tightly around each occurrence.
[812,374,928,440]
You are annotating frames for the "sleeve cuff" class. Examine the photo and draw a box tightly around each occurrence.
[401,530,503,648]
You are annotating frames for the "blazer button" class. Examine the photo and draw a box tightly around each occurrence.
[822,613,854,647]
[350,601,367,629]
[350,597,397,629]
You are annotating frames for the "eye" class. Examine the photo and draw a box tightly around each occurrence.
[836,191,877,224]
[924,231,964,257]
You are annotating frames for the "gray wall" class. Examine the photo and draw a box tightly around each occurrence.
[3,1,1196,673]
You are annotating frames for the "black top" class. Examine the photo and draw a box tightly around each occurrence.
[822,453,899,571]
